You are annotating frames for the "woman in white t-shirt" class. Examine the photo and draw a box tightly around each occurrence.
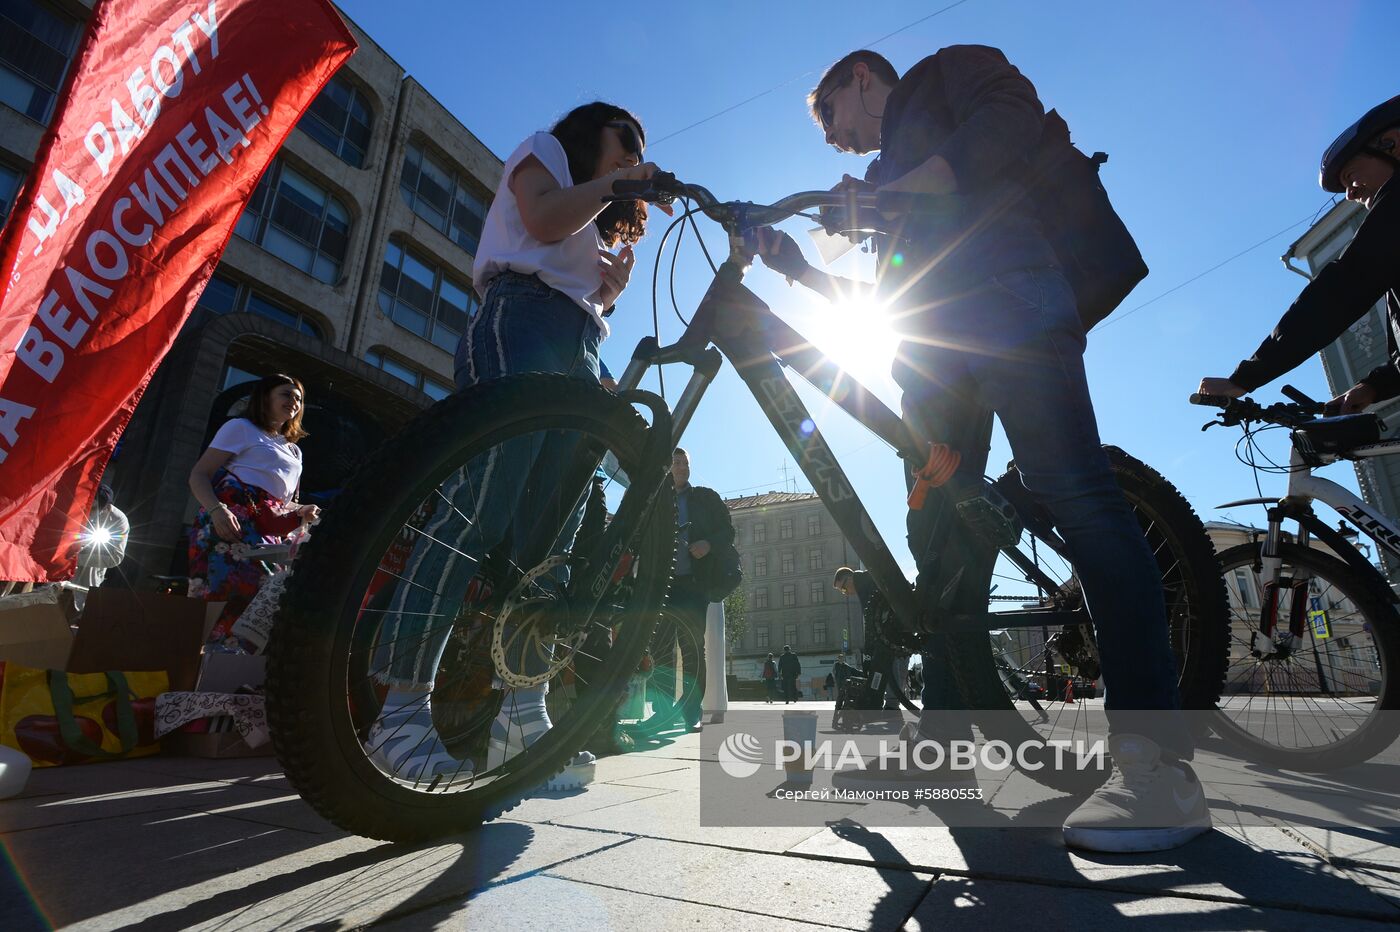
[376,102,667,786]
[187,373,320,648]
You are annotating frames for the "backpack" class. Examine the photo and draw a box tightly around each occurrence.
[1025,111,1149,330]
[699,541,742,603]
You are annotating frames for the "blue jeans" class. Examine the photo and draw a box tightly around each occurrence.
[896,267,1191,757]
[380,273,602,685]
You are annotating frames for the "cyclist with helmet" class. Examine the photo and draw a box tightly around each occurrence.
[1199,95,1400,408]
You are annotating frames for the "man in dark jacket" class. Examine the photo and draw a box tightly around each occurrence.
[1200,95,1400,410]
[777,645,802,703]
[752,47,1205,854]
[669,448,737,728]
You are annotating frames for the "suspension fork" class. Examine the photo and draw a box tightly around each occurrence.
[1257,506,1312,640]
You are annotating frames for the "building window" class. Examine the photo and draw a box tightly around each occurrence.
[197,272,325,340]
[753,588,768,610]
[0,0,81,124]
[756,626,769,648]
[0,163,22,225]
[784,624,798,647]
[400,141,489,255]
[782,584,796,608]
[813,622,827,645]
[235,158,350,284]
[780,518,794,539]
[298,74,372,168]
[753,554,767,577]
[1230,568,1258,611]
[365,349,453,400]
[808,514,821,536]
[378,240,477,353]
[809,580,825,604]
[753,523,766,543]
[780,552,795,575]
[808,548,823,571]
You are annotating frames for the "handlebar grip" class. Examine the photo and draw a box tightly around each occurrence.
[1189,393,1235,408]
[610,179,654,199]
[874,190,956,215]
[1280,384,1321,410]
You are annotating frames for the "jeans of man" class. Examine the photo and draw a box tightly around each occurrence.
[379,273,602,686]
[896,267,1191,759]
[660,578,709,726]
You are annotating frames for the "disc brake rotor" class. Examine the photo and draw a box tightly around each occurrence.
[491,556,586,688]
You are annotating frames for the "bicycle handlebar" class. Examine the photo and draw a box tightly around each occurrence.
[1188,389,1320,429]
[606,172,956,237]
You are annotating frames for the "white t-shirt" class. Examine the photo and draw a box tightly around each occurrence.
[472,132,609,336]
[209,418,304,501]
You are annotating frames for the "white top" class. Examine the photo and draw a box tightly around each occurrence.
[209,418,304,501]
[472,132,609,336]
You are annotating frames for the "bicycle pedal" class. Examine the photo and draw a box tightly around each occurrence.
[954,484,1022,548]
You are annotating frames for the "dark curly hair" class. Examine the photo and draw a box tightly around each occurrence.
[551,102,648,247]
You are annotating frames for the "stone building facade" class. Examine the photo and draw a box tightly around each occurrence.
[725,491,867,691]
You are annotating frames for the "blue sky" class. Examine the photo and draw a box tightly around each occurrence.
[341,0,1397,568]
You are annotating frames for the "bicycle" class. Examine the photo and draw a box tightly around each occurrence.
[268,174,1230,841]
[1190,389,1400,769]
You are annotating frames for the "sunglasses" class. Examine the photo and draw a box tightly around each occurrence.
[605,120,643,158]
[817,82,843,131]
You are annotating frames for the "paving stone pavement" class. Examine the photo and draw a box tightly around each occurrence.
[2,709,1399,930]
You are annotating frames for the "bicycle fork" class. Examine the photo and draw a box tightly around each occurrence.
[1254,506,1312,658]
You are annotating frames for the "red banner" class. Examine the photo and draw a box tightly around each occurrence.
[0,0,356,581]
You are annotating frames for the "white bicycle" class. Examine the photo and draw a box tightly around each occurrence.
[1193,387,1400,769]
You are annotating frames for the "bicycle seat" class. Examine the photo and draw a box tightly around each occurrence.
[1291,413,1384,461]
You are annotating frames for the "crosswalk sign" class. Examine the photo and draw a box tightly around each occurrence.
[1308,609,1331,639]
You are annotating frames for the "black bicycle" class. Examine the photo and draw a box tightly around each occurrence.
[268,175,1229,841]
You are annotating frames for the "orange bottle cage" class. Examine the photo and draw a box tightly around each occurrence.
[908,443,960,510]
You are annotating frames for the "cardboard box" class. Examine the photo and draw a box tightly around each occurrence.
[162,726,273,759]
[68,591,222,691]
[0,586,79,670]
[0,589,221,689]
[195,653,266,693]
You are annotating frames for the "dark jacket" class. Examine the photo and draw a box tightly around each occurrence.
[845,569,879,610]
[778,651,801,678]
[676,483,737,594]
[1230,176,1400,398]
[867,45,1059,313]
[762,659,777,679]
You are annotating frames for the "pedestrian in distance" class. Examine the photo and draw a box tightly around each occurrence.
[778,645,802,703]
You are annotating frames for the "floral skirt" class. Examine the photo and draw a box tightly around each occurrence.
[188,471,302,647]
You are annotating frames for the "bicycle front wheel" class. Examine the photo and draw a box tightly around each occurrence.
[267,375,675,842]
[1213,541,1400,770]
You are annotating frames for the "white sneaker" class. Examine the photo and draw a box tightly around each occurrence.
[487,707,595,792]
[366,709,473,783]
[1063,733,1212,853]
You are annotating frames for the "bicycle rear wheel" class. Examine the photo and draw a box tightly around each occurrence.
[617,607,705,739]
[937,447,1230,792]
[1213,541,1400,770]
[267,375,675,842]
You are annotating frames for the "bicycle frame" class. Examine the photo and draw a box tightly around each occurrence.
[609,245,1086,638]
[1221,439,1400,641]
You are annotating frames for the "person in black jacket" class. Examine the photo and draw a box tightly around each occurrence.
[1200,96,1400,411]
[777,645,802,703]
[750,47,1206,854]
[668,448,737,728]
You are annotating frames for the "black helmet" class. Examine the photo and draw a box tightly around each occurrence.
[1320,94,1400,193]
